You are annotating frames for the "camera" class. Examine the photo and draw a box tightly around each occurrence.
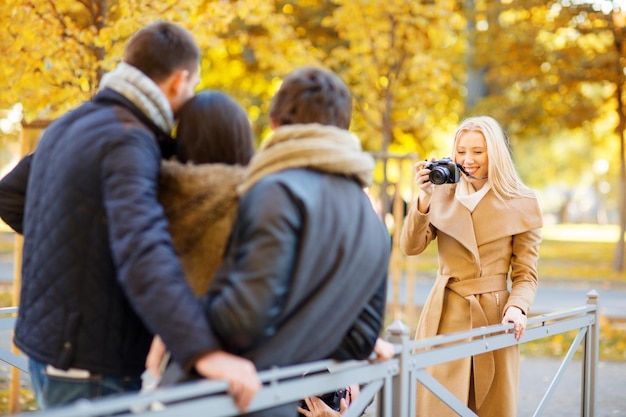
[425,158,461,185]
[299,388,346,413]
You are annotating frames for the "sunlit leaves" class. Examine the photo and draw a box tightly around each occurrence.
[1,0,624,194]
[326,0,465,155]
[0,0,207,121]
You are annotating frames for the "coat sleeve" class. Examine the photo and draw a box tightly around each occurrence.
[204,180,299,353]
[329,276,386,361]
[0,154,33,234]
[400,195,437,256]
[102,131,220,369]
[504,227,542,315]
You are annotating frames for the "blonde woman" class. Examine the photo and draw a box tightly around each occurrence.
[400,116,542,417]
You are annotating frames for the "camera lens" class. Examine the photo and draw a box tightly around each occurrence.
[429,167,450,185]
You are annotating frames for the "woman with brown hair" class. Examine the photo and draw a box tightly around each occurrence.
[159,89,255,295]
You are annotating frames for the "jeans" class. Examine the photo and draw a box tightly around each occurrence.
[28,358,142,410]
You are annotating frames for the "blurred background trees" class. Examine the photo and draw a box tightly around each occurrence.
[0,0,625,266]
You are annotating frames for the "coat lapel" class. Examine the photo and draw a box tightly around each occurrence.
[429,185,480,264]
[430,187,542,253]
[473,192,543,246]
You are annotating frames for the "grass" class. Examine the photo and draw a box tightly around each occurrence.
[538,224,626,283]
[0,381,36,414]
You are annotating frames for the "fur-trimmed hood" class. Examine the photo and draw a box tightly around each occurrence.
[159,160,245,295]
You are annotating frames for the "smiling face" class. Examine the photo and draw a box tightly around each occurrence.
[454,130,489,188]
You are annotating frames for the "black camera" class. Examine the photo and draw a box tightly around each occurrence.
[425,158,461,185]
[299,388,346,413]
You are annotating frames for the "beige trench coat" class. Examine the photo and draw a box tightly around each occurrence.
[400,184,542,417]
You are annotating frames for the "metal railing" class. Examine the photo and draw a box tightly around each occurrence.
[0,291,599,417]
[0,307,27,373]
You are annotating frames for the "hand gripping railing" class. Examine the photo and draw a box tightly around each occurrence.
[0,291,598,417]
[4,357,399,417]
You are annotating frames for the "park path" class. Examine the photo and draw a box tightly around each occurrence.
[518,356,626,417]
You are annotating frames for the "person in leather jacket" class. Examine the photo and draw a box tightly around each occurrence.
[146,81,392,417]
[202,66,391,417]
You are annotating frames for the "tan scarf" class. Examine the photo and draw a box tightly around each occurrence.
[98,62,174,133]
[237,124,375,195]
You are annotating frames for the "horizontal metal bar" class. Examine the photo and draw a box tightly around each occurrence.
[527,305,596,324]
[407,314,594,369]
[0,316,18,331]
[14,358,399,417]
[0,307,19,315]
[409,308,595,352]
[0,348,28,372]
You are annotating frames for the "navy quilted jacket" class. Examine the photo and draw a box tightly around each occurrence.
[0,89,219,376]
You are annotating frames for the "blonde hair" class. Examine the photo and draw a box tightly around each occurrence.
[452,116,535,201]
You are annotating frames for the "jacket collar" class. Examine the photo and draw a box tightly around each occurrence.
[93,89,177,159]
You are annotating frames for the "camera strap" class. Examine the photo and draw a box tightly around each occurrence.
[458,165,488,180]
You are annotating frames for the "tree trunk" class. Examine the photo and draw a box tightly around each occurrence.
[612,21,626,271]
[613,80,626,271]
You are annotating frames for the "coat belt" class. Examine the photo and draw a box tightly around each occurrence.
[446,274,507,410]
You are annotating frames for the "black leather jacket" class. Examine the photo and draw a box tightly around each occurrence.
[205,168,390,370]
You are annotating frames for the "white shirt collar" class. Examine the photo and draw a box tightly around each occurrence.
[454,177,491,212]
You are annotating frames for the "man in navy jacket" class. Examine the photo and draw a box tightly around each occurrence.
[0,21,259,411]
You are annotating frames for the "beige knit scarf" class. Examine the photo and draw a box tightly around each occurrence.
[98,62,174,133]
[237,124,375,195]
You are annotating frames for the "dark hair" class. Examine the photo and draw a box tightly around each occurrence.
[269,66,352,129]
[176,91,255,166]
[124,21,200,83]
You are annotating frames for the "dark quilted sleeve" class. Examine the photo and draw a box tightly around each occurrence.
[0,153,32,234]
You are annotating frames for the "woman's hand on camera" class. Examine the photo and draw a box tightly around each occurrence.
[414,160,434,193]
[415,158,436,213]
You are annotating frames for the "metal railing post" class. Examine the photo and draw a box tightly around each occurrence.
[581,290,599,417]
[386,320,410,417]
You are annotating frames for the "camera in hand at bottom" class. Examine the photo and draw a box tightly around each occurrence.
[299,387,347,413]
[425,157,461,185]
